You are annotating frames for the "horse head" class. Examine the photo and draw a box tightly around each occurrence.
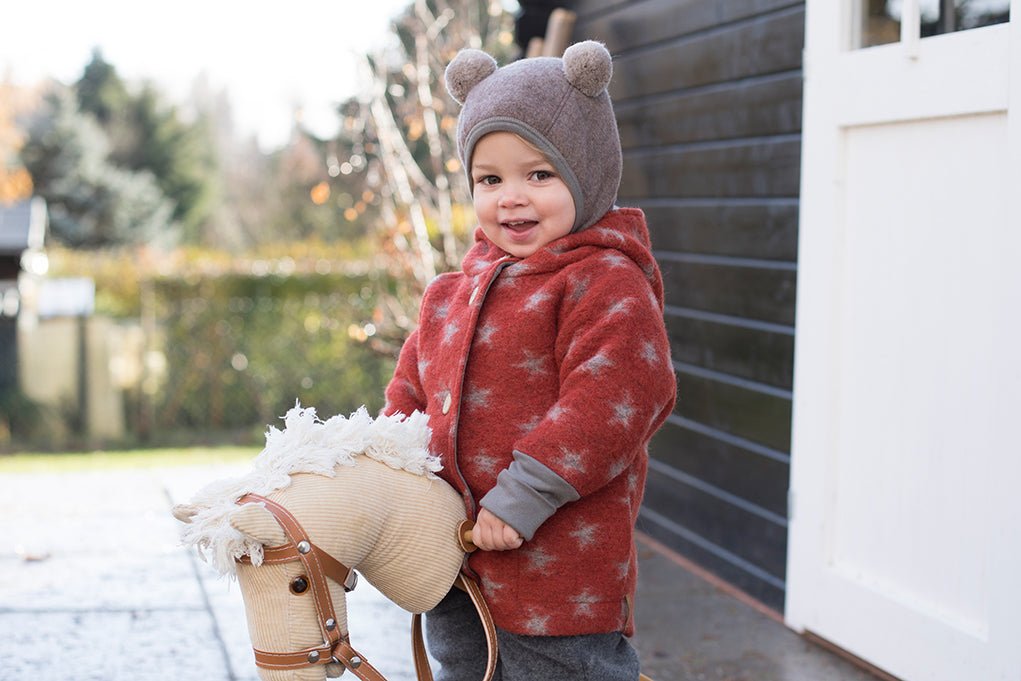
[173,406,470,681]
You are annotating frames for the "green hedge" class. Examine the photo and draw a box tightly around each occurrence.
[151,270,394,438]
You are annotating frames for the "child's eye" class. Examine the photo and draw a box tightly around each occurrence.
[532,170,556,181]
[476,175,500,186]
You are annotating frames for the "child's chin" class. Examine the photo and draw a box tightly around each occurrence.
[506,246,534,258]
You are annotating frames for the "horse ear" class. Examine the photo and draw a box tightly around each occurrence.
[172,503,200,523]
[230,503,287,546]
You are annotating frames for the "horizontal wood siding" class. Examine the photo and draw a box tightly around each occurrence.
[570,0,805,612]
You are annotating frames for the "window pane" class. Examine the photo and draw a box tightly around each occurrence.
[921,0,1010,36]
[855,0,1010,49]
[858,0,902,48]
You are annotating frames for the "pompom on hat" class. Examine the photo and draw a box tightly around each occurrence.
[445,41,622,233]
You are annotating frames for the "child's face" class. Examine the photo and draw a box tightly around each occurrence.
[470,131,576,258]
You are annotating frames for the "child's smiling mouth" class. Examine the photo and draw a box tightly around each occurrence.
[502,219,538,233]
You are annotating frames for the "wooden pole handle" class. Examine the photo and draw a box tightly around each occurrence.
[458,520,477,553]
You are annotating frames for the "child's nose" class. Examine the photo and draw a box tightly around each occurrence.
[497,186,526,208]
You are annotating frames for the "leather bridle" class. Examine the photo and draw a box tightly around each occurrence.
[235,493,497,681]
[236,493,386,680]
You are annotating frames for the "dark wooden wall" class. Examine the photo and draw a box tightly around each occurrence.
[568,0,805,611]
[0,255,21,281]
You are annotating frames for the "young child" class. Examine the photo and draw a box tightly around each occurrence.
[384,41,676,681]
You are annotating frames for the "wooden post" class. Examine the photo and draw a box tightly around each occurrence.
[526,36,544,58]
[542,8,577,57]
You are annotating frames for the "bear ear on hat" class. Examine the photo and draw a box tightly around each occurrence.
[445,48,498,104]
[562,40,613,98]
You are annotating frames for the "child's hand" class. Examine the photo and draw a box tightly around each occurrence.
[472,507,524,551]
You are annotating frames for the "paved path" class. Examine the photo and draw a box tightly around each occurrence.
[0,463,881,681]
[0,463,417,681]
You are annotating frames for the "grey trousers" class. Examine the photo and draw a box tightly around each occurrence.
[425,587,640,681]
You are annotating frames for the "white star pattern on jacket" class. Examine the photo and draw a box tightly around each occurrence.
[557,447,587,473]
[472,451,500,477]
[607,456,629,480]
[474,320,498,346]
[524,611,551,635]
[400,379,419,401]
[593,227,627,245]
[640,340,659,364]
[464,385,492,410]
[571,590,600,618]
[607,298,634,317]
[513,350,549,377]
[507,261,534,276]
[522,290,552,311]
[517,415,542,434]
[570,521,599,548]
[580,351,614,375]
[568,275,591,302]
[602,252,630,268]
[523,546,555,573]
[645,286,660,311]
[611,396,637,427]
[432,301,450,320]
[441,321,460,344]
[546,404,567,421]
[481,575,507,599]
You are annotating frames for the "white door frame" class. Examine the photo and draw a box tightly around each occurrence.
[787,2,1021,679]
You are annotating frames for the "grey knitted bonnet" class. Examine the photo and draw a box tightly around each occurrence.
[445,41,622,233]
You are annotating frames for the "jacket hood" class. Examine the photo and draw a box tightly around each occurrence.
[460,207,664,311]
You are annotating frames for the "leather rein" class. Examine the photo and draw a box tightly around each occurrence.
[235,493,497,681]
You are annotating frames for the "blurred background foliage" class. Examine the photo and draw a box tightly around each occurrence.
[0,0,520,451]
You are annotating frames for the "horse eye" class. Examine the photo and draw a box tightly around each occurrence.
[290,576,309,594]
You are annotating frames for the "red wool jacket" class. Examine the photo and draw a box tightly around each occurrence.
[384,208,677,637]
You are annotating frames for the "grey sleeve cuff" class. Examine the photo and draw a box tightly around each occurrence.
[479,450,580,541]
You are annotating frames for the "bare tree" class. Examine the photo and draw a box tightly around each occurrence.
[336,0,518,355]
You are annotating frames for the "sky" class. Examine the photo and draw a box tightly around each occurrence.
[0,0,420,150]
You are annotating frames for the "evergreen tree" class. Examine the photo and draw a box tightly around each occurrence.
[75,48,130,128]
[120,84,218,241]
[21,85,176,247]
[74,50,218,243]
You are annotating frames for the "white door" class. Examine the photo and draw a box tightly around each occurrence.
[786,2,1021,680]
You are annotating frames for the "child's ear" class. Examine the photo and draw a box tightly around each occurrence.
[445,49,498,104]
[562,41,613,98]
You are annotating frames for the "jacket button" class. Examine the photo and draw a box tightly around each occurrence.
[442,393,452,414]
[469,286,480,305]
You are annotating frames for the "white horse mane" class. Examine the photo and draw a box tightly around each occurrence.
[179,403,438,576]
